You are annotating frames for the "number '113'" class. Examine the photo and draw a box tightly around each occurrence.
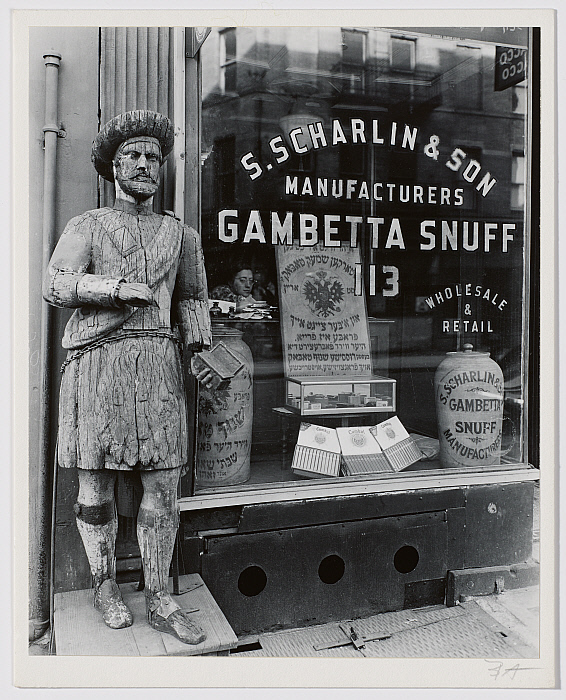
[354,264,399,297]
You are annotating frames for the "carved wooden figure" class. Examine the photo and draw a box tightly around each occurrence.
[44,110,213,645]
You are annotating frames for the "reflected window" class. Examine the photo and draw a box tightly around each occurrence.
[513,85,527,114]
[390,36,415,71]
[453,45,482,110]
[220,28,237,93]
[511,150,525,210]
[341,29,366,91]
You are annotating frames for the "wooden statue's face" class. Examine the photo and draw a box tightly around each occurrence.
[114,138,162,200]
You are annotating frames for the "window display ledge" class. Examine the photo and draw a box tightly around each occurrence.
[179,464,538,512]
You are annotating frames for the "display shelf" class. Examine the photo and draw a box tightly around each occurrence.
[285,375,396,415]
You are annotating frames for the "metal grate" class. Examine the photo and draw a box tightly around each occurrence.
[233,602,537,658]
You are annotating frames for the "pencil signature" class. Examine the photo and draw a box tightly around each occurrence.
[485,660,540,681]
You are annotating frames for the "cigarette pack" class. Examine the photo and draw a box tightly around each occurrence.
[291,423,341,478]
[336,426,393,475]
[191,341,244,391]
[370,416,423,471]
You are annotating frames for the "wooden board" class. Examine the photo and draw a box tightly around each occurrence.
[180,466,538,513]
[181,487,467,538]
[54,587,146,657]
[236,487,466,533]
[54,574,237,656]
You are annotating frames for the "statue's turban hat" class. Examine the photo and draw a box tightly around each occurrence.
[91,110,175,182]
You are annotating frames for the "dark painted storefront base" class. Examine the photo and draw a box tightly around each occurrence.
[180,480,537,636]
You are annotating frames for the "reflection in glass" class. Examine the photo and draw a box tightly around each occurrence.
[199,27,530,493]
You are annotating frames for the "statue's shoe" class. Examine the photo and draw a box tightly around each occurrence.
[94,579,134,629]
[147,590,206,645]
[150,609,206,645]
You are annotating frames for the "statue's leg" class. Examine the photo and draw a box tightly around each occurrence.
[137,467,206,645]
[75,469,133,629]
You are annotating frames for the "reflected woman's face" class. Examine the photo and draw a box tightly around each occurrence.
[232,269,254,296]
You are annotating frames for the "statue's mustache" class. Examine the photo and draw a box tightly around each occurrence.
[131,174,157,183]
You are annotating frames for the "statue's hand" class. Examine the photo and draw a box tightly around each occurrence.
[193,366,216,390]
[116,282,157,307]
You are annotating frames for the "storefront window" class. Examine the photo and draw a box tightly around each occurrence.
[197,26,532,496]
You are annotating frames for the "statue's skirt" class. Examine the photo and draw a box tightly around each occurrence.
[57,334,189,473]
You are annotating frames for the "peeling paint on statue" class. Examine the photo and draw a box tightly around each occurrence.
[43,110,214,645]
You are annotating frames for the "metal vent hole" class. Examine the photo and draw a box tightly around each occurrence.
[318,554,345,584]
[238,566,267,597]
[394,545,420,573]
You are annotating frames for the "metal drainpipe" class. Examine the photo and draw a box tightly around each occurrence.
[29,51,61,642]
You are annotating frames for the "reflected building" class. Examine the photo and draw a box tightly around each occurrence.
[199,26,528,437]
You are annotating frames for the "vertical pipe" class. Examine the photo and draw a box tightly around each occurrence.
[168,27,175,120]
[105,27,116,119]
[156,28,170,213]
[163,27,177,213]
[172,27,186,220]
[184,33,201,229]
[42,54,61,269]
[101,28,116,208]
[98,28,106,208]
[125,27,138,111]
[147,28,159,110]
[29,51,61,642]
[157,27,169,116]
[115,28,127,115]
[136,27,148,109]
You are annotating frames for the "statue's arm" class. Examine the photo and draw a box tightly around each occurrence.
[43,213,154,309]
[173,225,212,351]
[42,213,123,308]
